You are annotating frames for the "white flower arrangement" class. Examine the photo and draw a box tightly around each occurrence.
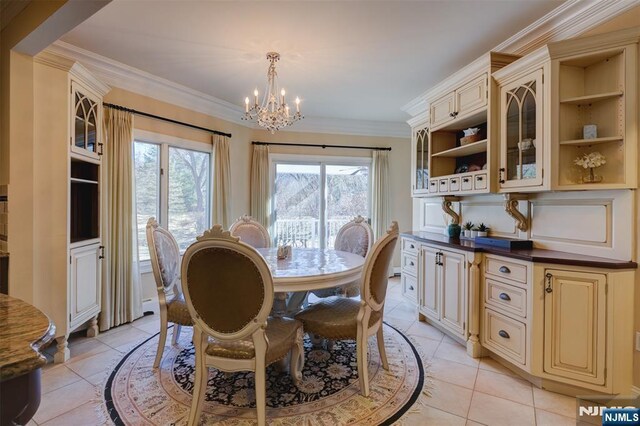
[574,152,606,169]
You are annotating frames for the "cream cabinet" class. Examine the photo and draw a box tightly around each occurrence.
[542,269,606,386]
[430,74,487,130]
[498,69,544,191]
[411,122,430,196]
[69,242,102,329]
[418,244,467,340]
[70,82,103,161]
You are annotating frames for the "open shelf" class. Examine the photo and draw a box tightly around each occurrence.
[559,136,623,146]
[432,139,487,158]
[560,91,623,105]
[70,177,99,185]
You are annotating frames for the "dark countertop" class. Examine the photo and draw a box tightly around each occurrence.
[0,294,55,381]
[402,231,638,270]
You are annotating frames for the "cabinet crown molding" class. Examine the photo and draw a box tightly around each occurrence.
[34,51,110,96]
[406,110,429,128]
[492,47,550,83]
[547,26,640,59]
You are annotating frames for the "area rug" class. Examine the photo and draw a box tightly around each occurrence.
[102,323,427,425]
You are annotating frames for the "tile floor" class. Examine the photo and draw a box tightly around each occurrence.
[33,277,578,425]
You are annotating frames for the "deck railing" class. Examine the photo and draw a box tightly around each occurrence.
[273,217,354,248]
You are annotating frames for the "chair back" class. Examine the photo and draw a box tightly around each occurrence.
[334,215,373,257]
[147,217,181,296]
[360,221,399,312]
[229,215,271,248]
[181,225,274,341]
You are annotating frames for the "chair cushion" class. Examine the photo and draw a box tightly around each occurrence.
[167,296,193,326]
[205,317,302,365]
[294,297,381,340]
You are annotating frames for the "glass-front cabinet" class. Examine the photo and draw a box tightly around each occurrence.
[71,82,102,161]
[499,69,543,190]
[412,124,430,195]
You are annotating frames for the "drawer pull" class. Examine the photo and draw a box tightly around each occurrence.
[476,176,484,181]
[409,285,414,291]
[440,180,446,184]
[409,244,415,249]
[498,330,510,339]
[463,178,469,183]
[498,292,511,301]
[498,266,511,274]
[409,261,414,266]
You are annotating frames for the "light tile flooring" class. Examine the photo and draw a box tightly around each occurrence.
[33,277,578,425]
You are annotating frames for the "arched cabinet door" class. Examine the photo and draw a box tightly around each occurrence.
[412,124,430,195]
[499,69,544,190]
[71,82,102,161]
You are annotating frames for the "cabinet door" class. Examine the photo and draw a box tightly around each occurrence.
[499,69,544,190]
[70,243,102,327]
[420,246,439,319]
[430,92,455,129]
[440,250,466,337]
[412,125,430,195]
[71,82,102,161]
[456,74,487,118]
[543,269,606,385]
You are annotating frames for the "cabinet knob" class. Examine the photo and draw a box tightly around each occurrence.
[409,261,414,266]
[498,330,510,339]
[463,178,469,183]
[498,266,511,274]
[498,292,511,301]
[409,285,414,291]
[476,176,483,181]
[409,244,415,249]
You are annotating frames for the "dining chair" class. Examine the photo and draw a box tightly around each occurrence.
[311,215,373,299]
[229,215,272,248]
[295,221,399,397]
[146,218,194,368]
[181,225,304,426]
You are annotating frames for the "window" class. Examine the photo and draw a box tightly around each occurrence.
[134,137,211,262]
[272,157,370,248]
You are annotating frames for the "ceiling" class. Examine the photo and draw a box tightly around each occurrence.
[60,0,565,123]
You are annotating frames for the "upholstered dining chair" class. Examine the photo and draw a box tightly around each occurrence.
[295,221,399,397]
[229,215,271,248]
[311,215,373,299]
[146,218,194,369]
[181,225,304,426]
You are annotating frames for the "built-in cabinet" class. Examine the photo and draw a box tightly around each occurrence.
[33,52,109,362]
[411,119,430,196]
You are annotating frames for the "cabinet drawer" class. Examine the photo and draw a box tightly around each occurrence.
[401,273,418,304]
[485,256,528,285]
[456,74,488,117]
[474,173,487,190]
[460,175,473,191]
[402,253,418,276]
[439,178,449,193]
[402,238,419,255]
[449,177,460,192]
[430,92,455,129]
[485,278,527,318]
[429,179,439,193]
[484,308,526,365]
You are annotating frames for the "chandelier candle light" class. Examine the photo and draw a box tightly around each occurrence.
[242,52,303,133]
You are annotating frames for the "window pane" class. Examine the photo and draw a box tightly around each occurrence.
[134,142,160,261]
[168,147,210,252]
[273,164,321,248]
[326,164,370,248]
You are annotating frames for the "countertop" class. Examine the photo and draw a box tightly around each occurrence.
[0,294,55,381]
[402,231,638,270]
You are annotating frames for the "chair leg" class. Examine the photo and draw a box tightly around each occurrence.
[376,326,389,370]
[289,328,305,386]
[188,329,208,426]
[171,324,182,346]
[356,327,369,397]
[153,319,168,369]
[255,357,267,426]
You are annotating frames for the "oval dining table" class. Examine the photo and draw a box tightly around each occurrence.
[256,247,365,315]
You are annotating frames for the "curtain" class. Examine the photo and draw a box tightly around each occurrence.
[371,150,390,239]
[100,108,142,331]
[212,134,231,228]
[250,144,270,228]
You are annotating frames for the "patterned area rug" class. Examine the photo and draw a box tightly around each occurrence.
[103,323,426,425]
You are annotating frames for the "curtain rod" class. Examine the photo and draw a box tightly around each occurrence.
[103,102,232,138]
[252,141,391,151]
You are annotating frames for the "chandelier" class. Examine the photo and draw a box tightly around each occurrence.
[242,52,303,133]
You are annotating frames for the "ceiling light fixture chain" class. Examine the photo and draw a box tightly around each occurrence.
[242,52,303,133]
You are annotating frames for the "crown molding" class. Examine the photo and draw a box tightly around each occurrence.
[35,50,111,96]
[406,111,429,129]
[45,41,410,138]
[401,0,638,120]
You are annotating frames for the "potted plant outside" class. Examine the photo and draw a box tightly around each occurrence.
[463,222,474,238]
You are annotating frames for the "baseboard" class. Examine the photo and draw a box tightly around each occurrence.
[142,298,158,315]
[392,267,401,276]
[632,386,640,397]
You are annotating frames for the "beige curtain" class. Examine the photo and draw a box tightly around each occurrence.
[212,134,231,228]
[100,108,142,331]
[371,150,390,239]
[250,144,270,228]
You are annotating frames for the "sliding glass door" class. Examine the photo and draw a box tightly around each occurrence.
[272,158,370,248]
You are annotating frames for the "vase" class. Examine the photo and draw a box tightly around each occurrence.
[447,224,461,239]
[583,168,603,183]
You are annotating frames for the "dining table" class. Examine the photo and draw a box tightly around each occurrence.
[256,247,365,315]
